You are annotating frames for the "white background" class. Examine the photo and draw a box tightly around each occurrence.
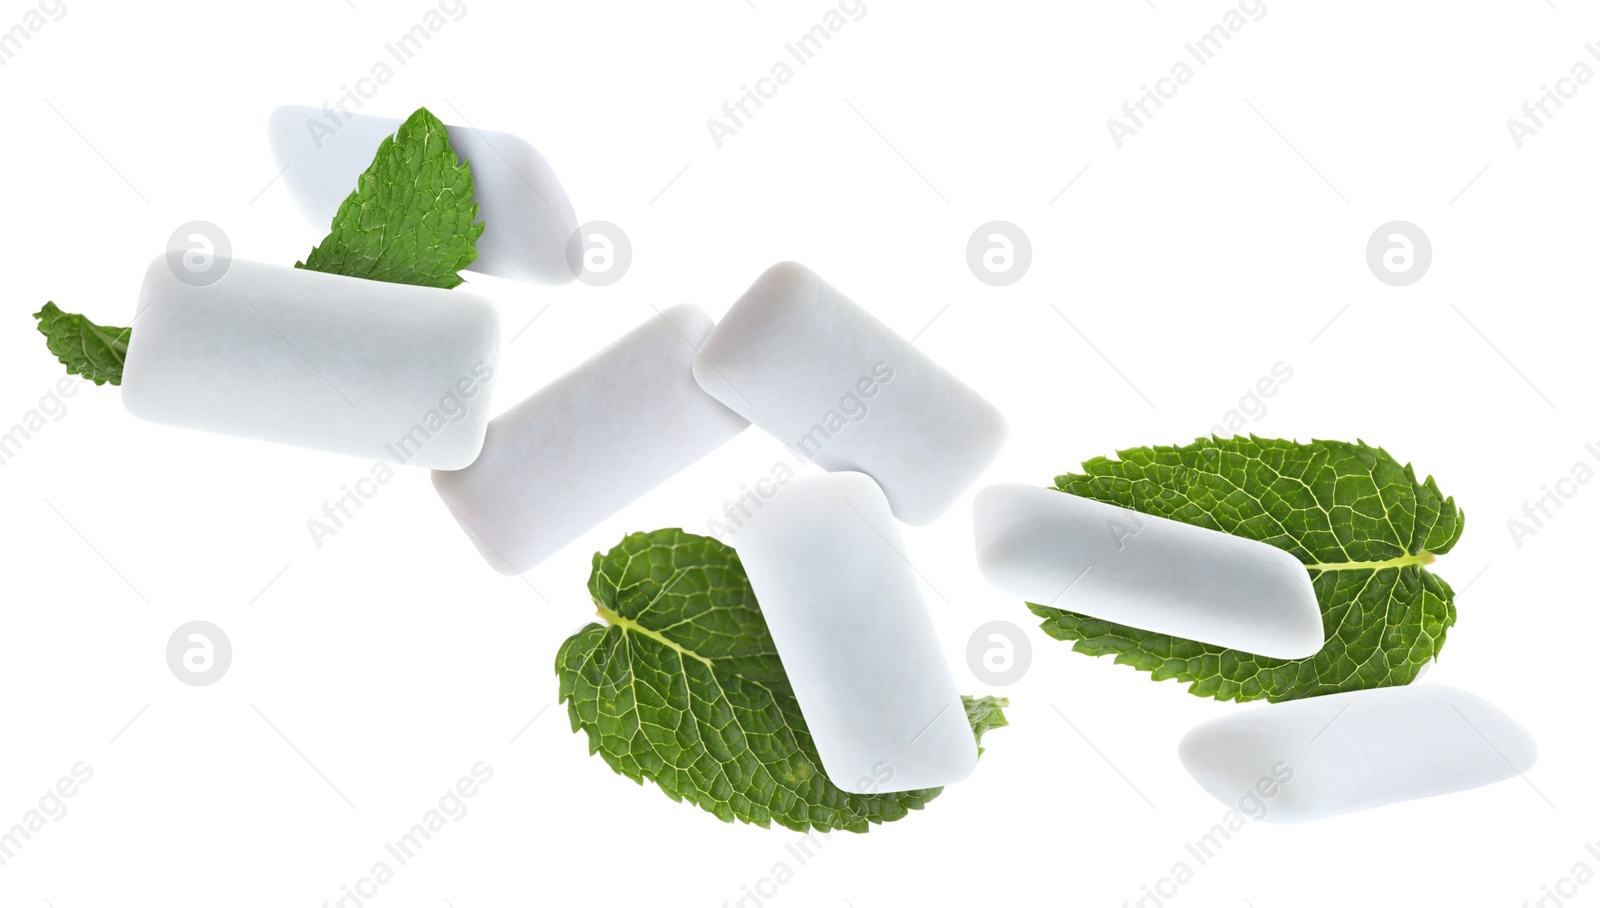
[0,1,1593,905]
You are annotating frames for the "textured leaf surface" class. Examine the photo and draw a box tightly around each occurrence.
[1031,436,1463,703]
[963,695,1009,757]
[557,528,1006,833]
[297,106,483,288]
[33,302,130,386]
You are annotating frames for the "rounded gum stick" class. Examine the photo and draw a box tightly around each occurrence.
[692,262,1008,526]
[732,471,977,793]
[432,305,748,574]
[1179,685,1537,823]
[973,483,1324,659]
[268,105,579,285]
[121,256,499,470]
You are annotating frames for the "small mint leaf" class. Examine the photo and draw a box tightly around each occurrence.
[297,106,484,289]
[34,302,130,386]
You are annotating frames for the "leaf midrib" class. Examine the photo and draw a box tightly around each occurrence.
[1306,550,1436,573]
[593,592,870,829]
[594,598,716,668]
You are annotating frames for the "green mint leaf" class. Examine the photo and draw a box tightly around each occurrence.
[297,106,484,289]
[33,302,130,386]
[963,695,1009,757]
[1031,436,1463,704]
[557,528,1006,833]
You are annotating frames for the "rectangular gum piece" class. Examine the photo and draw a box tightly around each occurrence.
[731,471,977,793]
[692,262,1008,526]
[121,256,500,470]
[432,305,749,574]
[1179,684,1537,823]
[973,483,1326,659]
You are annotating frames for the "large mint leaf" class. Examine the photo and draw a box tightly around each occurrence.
[1031,436,1463,704]
[33,302,130,386]
[557,528,1006,833]
[297,106,484,289]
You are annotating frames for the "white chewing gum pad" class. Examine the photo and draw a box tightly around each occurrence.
[691,262,1008,526]
[121,256,499,470]
[972,483,1324,659]
[268,105,579,285]
[732,471,977,793]
[1179,685,1538,823]
[431,305,748,575]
